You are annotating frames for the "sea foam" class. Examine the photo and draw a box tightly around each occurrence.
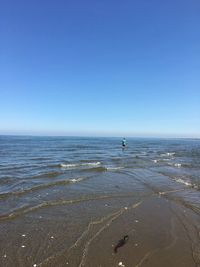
[60,162,101,169]
[175,178,192,187]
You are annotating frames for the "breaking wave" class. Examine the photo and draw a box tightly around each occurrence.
[60,162,101,169]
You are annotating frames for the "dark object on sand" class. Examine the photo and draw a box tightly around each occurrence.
[114,235,129,253]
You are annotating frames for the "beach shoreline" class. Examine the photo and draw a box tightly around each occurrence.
[1,136,200,267]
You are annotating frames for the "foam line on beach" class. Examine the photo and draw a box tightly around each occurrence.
[78,211,124,267]
[0,193,142,222]
[0,176,89,200]
[78,200,143,267]
[135,249,159,267]
[120,169,200,217]
[35,200,143,267]
[158,189,186,196]
[174,178,192,187]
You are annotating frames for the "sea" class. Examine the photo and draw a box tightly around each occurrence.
[0,135,200,267]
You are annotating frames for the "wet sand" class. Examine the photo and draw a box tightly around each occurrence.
[1,190,200,267]
[35,196,199,267]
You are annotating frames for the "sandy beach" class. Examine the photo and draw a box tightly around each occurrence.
[37,196,199,267]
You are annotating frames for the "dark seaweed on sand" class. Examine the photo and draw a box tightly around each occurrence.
[114,235,129,253]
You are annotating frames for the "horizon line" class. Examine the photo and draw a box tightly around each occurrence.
[0,133,199,140]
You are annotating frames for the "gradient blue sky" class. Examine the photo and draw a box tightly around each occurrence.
[1,0,200,137]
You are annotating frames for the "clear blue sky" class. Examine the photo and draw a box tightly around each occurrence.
[1,0,200,137]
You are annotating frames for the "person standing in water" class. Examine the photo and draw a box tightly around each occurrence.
[122,138,127,148]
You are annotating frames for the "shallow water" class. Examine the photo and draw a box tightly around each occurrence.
[0,136,200,266]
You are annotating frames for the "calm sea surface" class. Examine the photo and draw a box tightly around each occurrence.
[0,136,200,266]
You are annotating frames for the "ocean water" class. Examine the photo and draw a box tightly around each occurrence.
[0,136,200,266]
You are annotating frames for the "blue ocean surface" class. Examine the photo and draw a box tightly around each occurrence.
[1,136,200,193]
[0,135,200,211]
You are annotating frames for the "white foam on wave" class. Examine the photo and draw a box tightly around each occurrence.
[70,177,85,183]
[175,178,192,187]
[174,163,182,167]
[160,152,175,157]
[60,162,101,169]
[167,152,175,156]
[153,158,171,163]
[61,163,77,168]
[168,163,182,168]
[83,162,101,166]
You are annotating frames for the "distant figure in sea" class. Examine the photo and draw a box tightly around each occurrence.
[122,138,127,148]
